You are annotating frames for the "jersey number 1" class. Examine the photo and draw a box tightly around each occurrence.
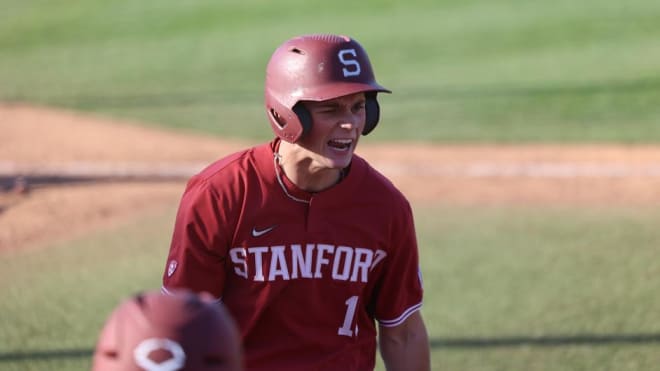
[338,295,358,337]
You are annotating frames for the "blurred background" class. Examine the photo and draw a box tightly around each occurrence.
[1,1,660,370]
[2,0,660,142]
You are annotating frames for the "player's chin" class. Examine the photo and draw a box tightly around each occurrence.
[323,148,355,168]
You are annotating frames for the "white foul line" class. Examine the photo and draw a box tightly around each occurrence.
[2,161,660,179]
[371,162,660,178]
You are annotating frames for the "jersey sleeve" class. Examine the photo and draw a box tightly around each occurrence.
[162,176,232,299]
[374,198,424,327]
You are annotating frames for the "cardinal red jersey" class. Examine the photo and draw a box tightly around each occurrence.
[163,139,423,371]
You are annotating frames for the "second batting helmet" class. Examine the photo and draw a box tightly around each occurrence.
[265,34,391,143]
[92,289,242,371]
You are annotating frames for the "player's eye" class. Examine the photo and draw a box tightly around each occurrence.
[352,102,365,113]
[313,104,339,114]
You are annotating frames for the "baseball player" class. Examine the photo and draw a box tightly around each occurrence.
[162,34,430,371]
[93,289,243,371]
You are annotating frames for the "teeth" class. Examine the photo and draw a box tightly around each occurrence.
[328,138,353,150]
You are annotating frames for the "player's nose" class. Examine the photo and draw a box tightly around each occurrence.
[339,121,356,130]
[338,112,362,130]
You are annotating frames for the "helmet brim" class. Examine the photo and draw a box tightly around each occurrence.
[293,82,391,103]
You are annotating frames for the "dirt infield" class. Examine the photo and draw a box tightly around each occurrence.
[2,103,660,251]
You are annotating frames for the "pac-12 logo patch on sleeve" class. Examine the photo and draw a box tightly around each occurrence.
[167,260,178,277]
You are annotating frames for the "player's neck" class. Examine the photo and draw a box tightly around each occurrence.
[276,141,344,193]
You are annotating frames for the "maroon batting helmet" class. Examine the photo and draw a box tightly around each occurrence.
[93,289,242,371]
[265,34,391,143]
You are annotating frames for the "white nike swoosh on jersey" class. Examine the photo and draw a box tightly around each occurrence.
[251,225,277,237]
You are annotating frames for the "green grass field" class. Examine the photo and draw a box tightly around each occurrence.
[1,205,659,370]
[1,0,660,142]
[2,0,660,370]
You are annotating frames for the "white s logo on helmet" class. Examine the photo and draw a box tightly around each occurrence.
[338,49,361,77]
[134,338,186,371]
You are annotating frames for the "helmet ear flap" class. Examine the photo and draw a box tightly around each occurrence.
[292,103,313,138]
[266,97,306,143]
[363,92,380,136]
